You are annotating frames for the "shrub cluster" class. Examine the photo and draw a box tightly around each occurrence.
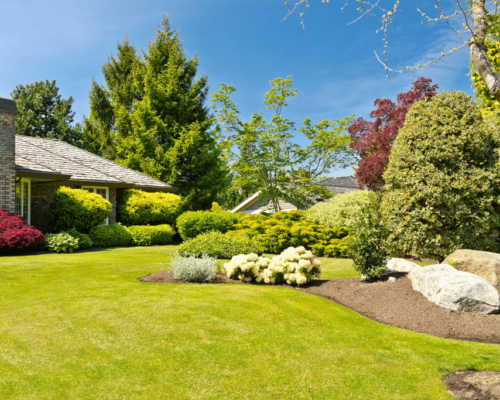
[306,190,378,229]
[0,210,46,251]
[176,210,238,241]
[66,228,93,249]
[228,210,351,257]
[45,187,111,233]
[170,252,218,282]
[119,189,182,226]
[178,231,264,259]
[46,232,80,253]
[129,225,173,246]
[89,224,132,247]
[225,246,321,286]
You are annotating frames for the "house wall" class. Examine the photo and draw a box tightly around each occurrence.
[31,182,117,232]
[0,98,17,214]
[242,197,301,215]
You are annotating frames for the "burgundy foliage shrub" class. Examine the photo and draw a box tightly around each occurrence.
[0,210,46,250]
[348,77,438,190]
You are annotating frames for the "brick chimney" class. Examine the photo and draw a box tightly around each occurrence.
[0,97,17,213]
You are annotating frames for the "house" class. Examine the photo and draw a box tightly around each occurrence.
[0,97,178,232]
[231,175,360,214]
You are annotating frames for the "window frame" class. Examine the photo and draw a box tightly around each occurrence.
[82,186,110,225]
[15,178,31,225]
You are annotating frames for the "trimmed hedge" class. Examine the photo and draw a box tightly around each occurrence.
[0,210,46,251]
[89,224,132,247]
[178,231,265,259]
[228,210,351,257]
[45,186,112,233]
[129,225,173,246]
[119,189,182,226]
[176,210,238,241]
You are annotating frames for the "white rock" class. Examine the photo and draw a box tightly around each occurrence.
[443,249,500,286]
[409,264,500,314]
[387,258,421,273]
[388,276,396,283]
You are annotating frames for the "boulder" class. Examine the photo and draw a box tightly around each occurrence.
[443,249,500,286]
[408,264,500,314]
[386,258,421,273]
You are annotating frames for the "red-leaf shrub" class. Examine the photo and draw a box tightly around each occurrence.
[348,77,438,190]
[0,210,46,250]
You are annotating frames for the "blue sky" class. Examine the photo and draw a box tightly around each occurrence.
[1,0,471,176]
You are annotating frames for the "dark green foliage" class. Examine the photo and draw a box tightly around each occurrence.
[347,201,388,279]
[46,187,112,233]
[228,210,351,257]
[89,224,132,247]
[85,16,230,210]
[178,231,265,259]
[66,228,93,249]
[129,225,173,246]
[381,91,500,261]
[176,211,238,241]
[11,80,83,146]
[119,189,182,226]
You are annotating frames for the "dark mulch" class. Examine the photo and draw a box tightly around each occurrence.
[444,370,500,400]
[139,271,500,344]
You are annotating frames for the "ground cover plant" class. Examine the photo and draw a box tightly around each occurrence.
[46,232,80,253]
[170,252,218,282]
[228,210,351,257]
[178,230,264,259]
[0,209,46,251]
[0,247,499,399]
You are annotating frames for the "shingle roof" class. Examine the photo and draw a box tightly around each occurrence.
[15,136,176,190]
[318,176,360,194]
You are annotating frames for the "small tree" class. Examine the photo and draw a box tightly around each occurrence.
[11,80,82,146]
[348,77,438,190]
[381,91,500,261]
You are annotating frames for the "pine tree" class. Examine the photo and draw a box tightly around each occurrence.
[11,80,82,146]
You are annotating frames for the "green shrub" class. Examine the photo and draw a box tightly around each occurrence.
[45,187,112,233]
[119,189,182,226]
[381,90,500,261]
[178,231,265,259]
[89,224,132,247]
[228,210,351,256]
[347,200,388,279]
[46,232,80,253]
[176,211,238,241]
[129,225,173,246]
[306,191,378,228]
[66,228,93,249]
[170,252,218,282]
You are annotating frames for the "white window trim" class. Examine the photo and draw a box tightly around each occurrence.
[82,186,110,225]
[16,178,31,225]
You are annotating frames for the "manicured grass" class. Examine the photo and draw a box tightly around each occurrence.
[0,246,498,399]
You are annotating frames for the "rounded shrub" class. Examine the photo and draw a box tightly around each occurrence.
[381,90,500,261]
[0,210,46,251]
[178,231,265,259]
[66,228,93,249]
[118,189,182,226]
[45,186,112,233]
[176,211,238,241]
[89,224,132,247]
[170,253,218,282]
[129,225,173,245]
[306,190,378,229]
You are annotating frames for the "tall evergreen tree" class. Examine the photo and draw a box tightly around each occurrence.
[85,16,229,210]
[11,80,82,146]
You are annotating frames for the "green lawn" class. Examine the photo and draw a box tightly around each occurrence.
[0,246,498,399]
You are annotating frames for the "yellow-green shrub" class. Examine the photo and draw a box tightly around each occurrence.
[89,223,132,247]
[46,186,111,233]
[128,225,173,245]
[119,189,182,226]
[176,211,238,241]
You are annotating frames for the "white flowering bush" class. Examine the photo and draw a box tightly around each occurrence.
[170,252,217,282]
[225,246,321,286]
[46,232,80,253]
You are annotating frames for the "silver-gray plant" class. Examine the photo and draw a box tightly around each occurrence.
[170,252,218,282]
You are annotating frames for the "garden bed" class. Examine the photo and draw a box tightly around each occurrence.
[140,272,500,344]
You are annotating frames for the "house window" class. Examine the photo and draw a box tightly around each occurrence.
[15,178,31,224]
[82,186,110,225]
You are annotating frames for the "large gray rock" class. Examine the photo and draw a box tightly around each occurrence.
[386,258,421,273]
[408,264,500,314]
[443,249,500,286]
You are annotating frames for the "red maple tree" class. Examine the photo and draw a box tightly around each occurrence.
[348,77,438,190]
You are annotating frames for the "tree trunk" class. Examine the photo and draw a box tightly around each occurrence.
[470,0,500,100]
